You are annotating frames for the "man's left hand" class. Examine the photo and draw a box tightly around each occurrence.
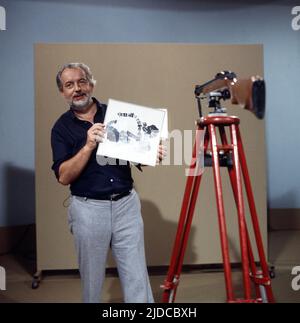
[156,144,167,164]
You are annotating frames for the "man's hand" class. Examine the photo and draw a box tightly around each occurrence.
[156,143,167,164]
[58,123,106,185]
[85,123,106,150]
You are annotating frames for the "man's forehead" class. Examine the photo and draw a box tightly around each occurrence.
[61,67,86,81]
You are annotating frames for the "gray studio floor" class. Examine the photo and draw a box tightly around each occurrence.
[0,230,300,303]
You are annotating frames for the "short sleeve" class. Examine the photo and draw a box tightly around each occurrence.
[51,127,73,180]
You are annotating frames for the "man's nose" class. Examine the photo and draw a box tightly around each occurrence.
[74,82,81,92]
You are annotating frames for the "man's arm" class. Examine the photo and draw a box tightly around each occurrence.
[58,145,93,185]
[58,123,105,185]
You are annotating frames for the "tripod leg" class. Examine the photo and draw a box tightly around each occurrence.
[225,171,262,301]
[208,124,235,302]
[219,127,261,301]
[229,124,252,300]
[162,128,208,303]
[236,127,275,303]
[226,166,262,301]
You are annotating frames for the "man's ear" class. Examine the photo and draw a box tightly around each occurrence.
[59,89,66,99]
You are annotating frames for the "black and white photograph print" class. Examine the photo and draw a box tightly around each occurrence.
[97,99,166,166]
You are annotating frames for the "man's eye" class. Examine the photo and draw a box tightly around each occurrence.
[65,83,73,88]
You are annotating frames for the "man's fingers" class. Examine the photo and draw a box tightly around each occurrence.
[93,123,105,127]
[95,134,103,143]
[91,123,105,132]
[87,124,106,145]
[92,127,106,134]
[92,129,105,136]
[158,145,167,155]
[156,144,167,164]
[89,123,106,138]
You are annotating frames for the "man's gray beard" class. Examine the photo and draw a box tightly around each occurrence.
[70,96,93,111]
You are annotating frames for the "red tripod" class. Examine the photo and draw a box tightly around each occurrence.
[161,115,275,303]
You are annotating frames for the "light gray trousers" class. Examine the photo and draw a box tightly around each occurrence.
[68,189,154,303]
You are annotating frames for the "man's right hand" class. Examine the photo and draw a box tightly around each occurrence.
[85,123,106,150]
[59,124,105,185]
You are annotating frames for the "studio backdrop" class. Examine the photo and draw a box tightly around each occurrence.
[35,43,266,271]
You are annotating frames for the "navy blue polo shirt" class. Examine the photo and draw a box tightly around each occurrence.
[51,97,133,198]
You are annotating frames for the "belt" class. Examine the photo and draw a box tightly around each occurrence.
[76,190,132,202]
[108,190,132,201]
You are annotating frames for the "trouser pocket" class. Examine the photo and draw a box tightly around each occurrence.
[67,196,74,234]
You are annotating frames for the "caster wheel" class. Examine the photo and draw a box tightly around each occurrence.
[269,266,275,279]
[32,280,39,289]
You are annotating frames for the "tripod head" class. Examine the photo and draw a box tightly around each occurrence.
[195,71,266,119]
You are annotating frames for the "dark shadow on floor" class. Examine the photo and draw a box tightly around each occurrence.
[268,190,299,264]
[3,163,36,275]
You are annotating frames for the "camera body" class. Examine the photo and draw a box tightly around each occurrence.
[195,71,266,119]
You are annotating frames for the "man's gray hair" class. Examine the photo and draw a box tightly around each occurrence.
[56,62,96,91]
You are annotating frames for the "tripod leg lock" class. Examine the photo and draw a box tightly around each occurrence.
[160,276,180,291]
[250,272,271,286]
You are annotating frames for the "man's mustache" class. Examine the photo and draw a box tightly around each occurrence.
[73,93,86,99]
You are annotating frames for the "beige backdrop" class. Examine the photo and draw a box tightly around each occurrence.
[35,43,266,271]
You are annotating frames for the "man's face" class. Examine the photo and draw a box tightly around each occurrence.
[60,68,94,111]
